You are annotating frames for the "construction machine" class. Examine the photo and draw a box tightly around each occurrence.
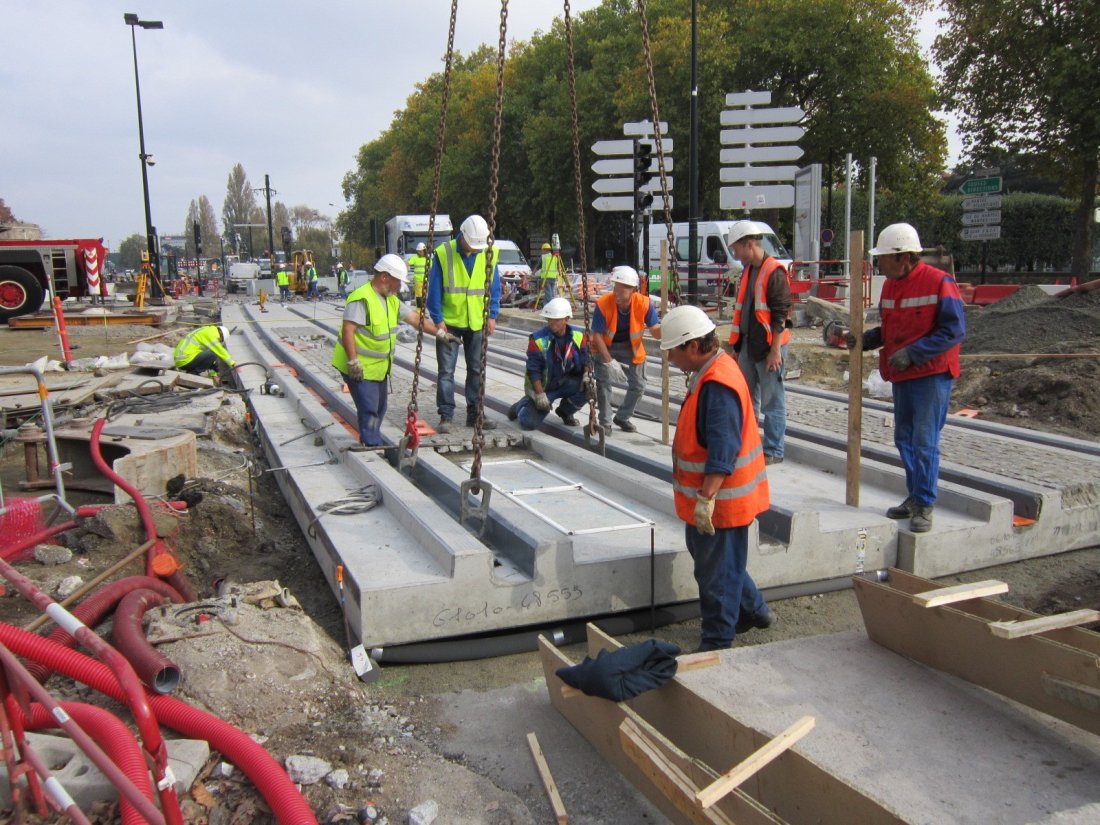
[289,249,316,295]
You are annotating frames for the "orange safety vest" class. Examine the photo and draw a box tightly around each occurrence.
[672,352,769,528]
[596,292,649,365]
[727,257,791,348]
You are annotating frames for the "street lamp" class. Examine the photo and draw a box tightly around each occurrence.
[124,12,164,300]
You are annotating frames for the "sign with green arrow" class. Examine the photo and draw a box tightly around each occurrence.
[959,176,1002,196]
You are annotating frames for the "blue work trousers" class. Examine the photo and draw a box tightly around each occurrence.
[436,326,484,421]
[892,372,953,507]
[737,344,787,459]
[541,278,557,305]
[685,523,766,649]
[347,375,388,447]
[515,377,587,430]
[279,285,290,301]
[595,350,646,425]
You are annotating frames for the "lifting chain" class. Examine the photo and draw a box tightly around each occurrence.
[402,0,460,470]
[636,0,680,305]
[563,0,604,452]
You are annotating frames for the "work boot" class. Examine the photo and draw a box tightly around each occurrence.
[909,505,934,533]
[600,422,613,437]
[437,417,452,435]
[764,454,784,466]
[556,408,578,426]
[613,416,637,433]
[886,496,915,519]
[736,604,776,635]
[507,401,520,421]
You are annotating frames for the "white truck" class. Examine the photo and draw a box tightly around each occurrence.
[226,260,261,294]
[384,215,453,260]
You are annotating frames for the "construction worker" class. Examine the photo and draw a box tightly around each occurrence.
[847,223,966,533]
[726,220,793,465]
[426,214,502,434]
[409,242,429,308]
[592,265,662,434]
[508,297,590,430]
[662,304,773,652]
[173,325,235,377]
[332,254,451,447]
[275,265,291,301]
[336,262,350,299]
[305,259,319,299]
[537,241,563,306]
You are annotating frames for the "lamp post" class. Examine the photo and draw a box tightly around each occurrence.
[124,12,164,299]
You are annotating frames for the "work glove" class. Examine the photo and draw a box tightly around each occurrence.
[347,360,364,382]
[843,332,858,350]
[887,347,912,371]
[534,392,551,412]
[604,359,627,383]
[694,494,716,536]
[436,329,460,346]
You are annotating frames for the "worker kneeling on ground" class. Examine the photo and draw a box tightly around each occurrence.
[173,325,235,378]
[508,297,590,430]
[592,265,662,434]
[332,254,452,447]
[663,305,774,652]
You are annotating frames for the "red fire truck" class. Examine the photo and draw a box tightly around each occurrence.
[0,238,108,322]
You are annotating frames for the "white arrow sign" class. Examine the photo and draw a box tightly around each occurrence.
[592,195,674,212]
[720,185,795,210]
[592,138,674,156]
[592,177,675,194]
[623,120,668,136]
[720,125,805,145]
[725,90,772,107]
[960,225,1002,241]
[720,145,804,164]
[962,194,1003,211]
[591,157,674,175]
[961,209,1002,226]
[720,165,799,183]
[720,106,804,126]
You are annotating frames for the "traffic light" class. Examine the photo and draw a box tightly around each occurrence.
[633,140,655,211]
[192,220,202,256]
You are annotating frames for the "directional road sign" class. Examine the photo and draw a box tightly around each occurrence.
[962,194,1003,211]
[591,157,673,175]
[592,138,673,155]
[720,185,795,210]
[623,120,668,136]
[720,145,804,164]
[720,125,805,146]
[961,209,1002,227]
[719,165,799,183]
[720,106,804,126]
[592,194,673,212]
[959,225,1002,241]
[725,90,772,107]
[592,176,674,194]
[959,176,1002,196]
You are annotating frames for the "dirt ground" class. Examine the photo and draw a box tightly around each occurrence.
[1,296,1098,823]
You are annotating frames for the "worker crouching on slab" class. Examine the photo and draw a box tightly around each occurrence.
[848,223,966,534]
[174,325,235,378]
[508,297,590,430]
[332,254,452,448]
[663,305,774,652]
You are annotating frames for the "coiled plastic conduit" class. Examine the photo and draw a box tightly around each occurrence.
[112,589,180,694]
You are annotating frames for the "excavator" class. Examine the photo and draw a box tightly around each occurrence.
[288,249,316,295]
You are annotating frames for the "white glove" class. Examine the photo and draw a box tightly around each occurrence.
[534,392,551,412]
[436,328,459,345]
[347,360,364,382]
[604,359,627,383]
[694,494,716,535]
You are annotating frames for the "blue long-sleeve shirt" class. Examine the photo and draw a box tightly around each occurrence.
[695,380,745,477]
[426,244,502,327]
[525,324,588,387]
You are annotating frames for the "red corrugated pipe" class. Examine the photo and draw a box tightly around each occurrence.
[112,588,180,694]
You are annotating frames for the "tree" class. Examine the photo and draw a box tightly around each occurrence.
[0,198,15,225]
[117,233,147,271]
[221,164,258,254]
[183,196,220,260]
[932,0,1100,277]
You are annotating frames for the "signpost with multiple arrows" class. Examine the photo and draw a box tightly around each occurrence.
[959,172,1003,241]
[718,90,804,210]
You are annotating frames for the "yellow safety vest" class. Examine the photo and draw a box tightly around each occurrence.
[540,253,562,282]
[173,326,234,369]
[409,254,428,299]
[330,284,399,380]
[436,239,490,331]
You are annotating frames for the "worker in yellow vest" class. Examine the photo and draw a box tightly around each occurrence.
[173,325,235,376]
[409,242,429,308]
[537,242,564,306]
[275,265,291,301]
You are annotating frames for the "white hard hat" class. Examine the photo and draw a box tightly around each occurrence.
[727,220,766,247]
[660,305,715,351]
[218,325,229,340]
[609,265,640,288]
[415,242,426,252]
[870,223,923,256]
[459,215,491,250]
[540,297,573,320]
[375,253,409,284]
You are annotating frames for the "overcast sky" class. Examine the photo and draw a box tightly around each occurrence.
[3,1,955,250]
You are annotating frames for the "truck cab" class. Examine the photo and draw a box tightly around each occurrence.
[384,215,453,260]
[0,238,107,321]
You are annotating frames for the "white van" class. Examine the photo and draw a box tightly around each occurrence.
[643,220,791,297]
[492,240,533,290]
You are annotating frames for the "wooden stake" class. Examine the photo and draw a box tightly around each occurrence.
[912,579,1008,608]
[660,239,670,446]
[695,716,816,808]
[526,731,569,824]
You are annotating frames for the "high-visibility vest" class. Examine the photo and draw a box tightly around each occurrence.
[173,325,235,369]
[436,239,490,331]
[727,256,791,349]
[878,261,962,382]
[596,291,649,365]
[524,327,586,392]
[337,267,349,285]
[305,265,318,282]
[672,352,769,528]
[409,254,428,298]
[540,253,562,282]
[276,269,290,287]
[331,283,399,381]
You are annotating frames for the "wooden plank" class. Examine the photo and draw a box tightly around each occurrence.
[1042,675,1100,714]
[854,570,1100,736]
[526,732,569,824]
[697,717,816,808]
[578,626,906,825]
[911,579,1008,608]
[619,718,736,825]
[989,609,1100,639]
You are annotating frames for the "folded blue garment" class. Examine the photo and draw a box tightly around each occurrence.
[556,639,682,701]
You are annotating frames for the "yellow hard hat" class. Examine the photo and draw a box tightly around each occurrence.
[541,242,551,251]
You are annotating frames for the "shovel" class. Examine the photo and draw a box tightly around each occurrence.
[336,564,381,684]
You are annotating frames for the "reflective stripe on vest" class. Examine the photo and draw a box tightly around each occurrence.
[540,253,561,281]
[524,327,585,391]
[173,326,234,368]
[878,262,962,382]
[330,284,399,380]
[672,352,769,528]
[409,255,428,298]
[728,257,791,348]
[438,240,489,331]
[596,292,648,365]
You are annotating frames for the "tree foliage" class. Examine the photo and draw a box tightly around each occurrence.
[221,164,258,254]
[183,196,220,260]
[932,0,1100,276]
[117,233,147,271]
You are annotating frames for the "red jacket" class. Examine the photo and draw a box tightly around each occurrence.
[878,261,964,382]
